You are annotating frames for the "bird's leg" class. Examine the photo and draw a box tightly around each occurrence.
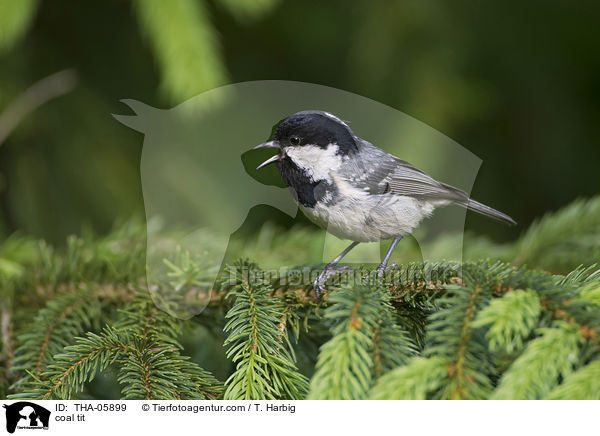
[377,237,403,277]
[314,241,360,297]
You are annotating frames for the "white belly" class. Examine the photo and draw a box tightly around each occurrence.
[299,189,434,242]
[282,153,436,242]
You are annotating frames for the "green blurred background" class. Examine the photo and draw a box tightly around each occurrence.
[1,0,599,245]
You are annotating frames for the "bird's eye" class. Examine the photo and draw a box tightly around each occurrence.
[289,136,300,146]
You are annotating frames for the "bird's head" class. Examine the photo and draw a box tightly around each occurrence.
[253,111,358,174]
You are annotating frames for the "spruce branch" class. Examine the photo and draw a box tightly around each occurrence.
[557,264,600,286]
[490,321,584,399]
[369,357,447,400]
[423,263,509,399]
[511,196,600,272]
[5,198,600,400]
[546,360,600,400]
[371,289,416,378]
[223,261,309,400]
[11,288,103,386]
[385,262,459,350]
[10,290,223,400]
[472,289,541,353]
[115,294,223,400]
[307,285,410,399]
[118,336,218,400]
[12,327,135,400]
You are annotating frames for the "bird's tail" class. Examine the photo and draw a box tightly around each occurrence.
[463,198,516,225]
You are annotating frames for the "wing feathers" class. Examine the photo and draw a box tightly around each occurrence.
[351,142,516,225]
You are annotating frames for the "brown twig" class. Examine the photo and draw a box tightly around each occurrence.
[0,301,14,371]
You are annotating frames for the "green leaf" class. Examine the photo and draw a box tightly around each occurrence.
[132,0,226,103]
[217,0,280,23]
[0,0,38,54]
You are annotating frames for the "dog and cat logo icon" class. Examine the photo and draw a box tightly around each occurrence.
[2,402,50,433]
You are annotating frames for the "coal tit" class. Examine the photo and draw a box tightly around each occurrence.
[253,110,516,295]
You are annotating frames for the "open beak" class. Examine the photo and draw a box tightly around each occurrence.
[253,140,279,150]
[256,154,280,169]
[253,140,281,169]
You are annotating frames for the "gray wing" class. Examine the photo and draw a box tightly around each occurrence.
[351,140,465,200]
[348,140,516,225]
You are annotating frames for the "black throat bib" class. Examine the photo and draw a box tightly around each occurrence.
[277,155,336,208]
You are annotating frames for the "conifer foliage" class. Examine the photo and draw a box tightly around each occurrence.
[222,261,309,399]
[1,197,600,400]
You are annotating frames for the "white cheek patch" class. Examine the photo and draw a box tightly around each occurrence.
[285,144,341,180]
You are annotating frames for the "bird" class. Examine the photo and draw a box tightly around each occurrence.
[253,110,516,295]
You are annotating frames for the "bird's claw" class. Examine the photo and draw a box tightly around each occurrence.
[375,262,399,279]
[314,281,327,298]
[313,266,351,297]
